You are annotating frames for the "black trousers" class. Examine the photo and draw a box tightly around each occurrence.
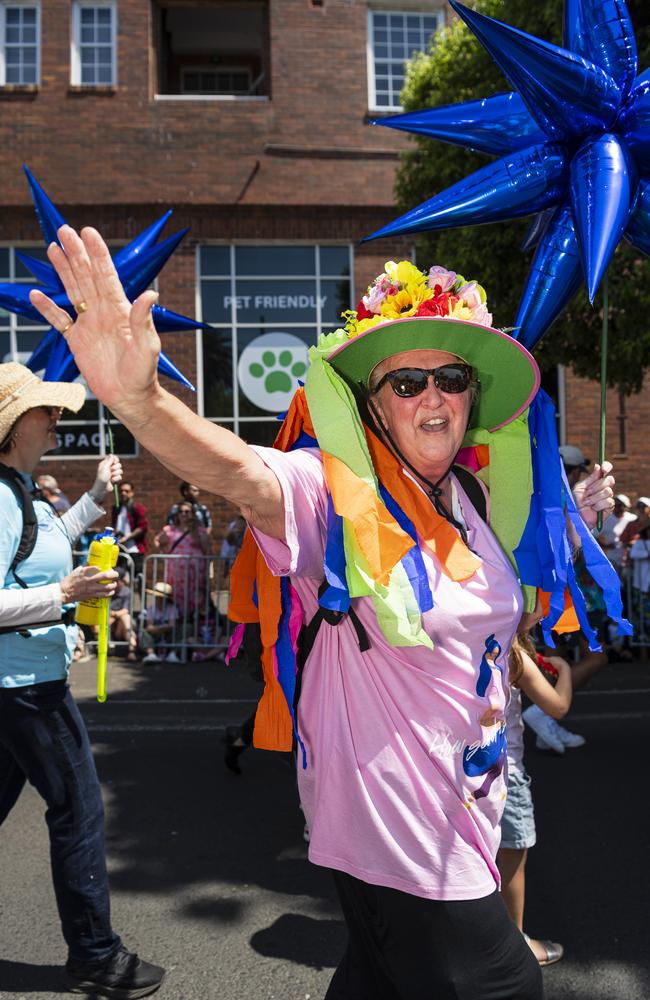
[326,871,544,1000]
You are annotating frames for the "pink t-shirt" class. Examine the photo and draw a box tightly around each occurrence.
[250,446,522,901]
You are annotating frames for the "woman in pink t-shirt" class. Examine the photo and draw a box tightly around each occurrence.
[31,238,617,1000]
[154,500,211,614]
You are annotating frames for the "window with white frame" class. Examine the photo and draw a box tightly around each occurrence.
[198,245,354,446]
[0,246,136,457]
[368,10,441,111]
[0,2,39,85]
[71,1,116,86]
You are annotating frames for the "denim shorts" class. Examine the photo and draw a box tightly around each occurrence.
[500,769,536,850]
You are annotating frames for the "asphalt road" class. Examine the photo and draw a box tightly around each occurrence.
[1,654,649,1000]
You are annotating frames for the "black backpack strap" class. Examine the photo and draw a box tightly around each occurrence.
[0,463,73,636]
[0,463,38,589]
[0,607,76,637]
[293,581,371,713]
[452,464,488,524]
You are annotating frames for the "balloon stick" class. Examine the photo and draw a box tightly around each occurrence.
[597,273,608,532]
[104,408,120,507]
[97,596,109,703]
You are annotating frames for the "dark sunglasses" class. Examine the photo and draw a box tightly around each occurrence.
[371,364,474,398]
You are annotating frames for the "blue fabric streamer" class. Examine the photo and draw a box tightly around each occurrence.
[321,496,351,614]
[561,462,633,641]
[514,389,632,651]
[289,431,318,451]
[276,576,308,768]
[378,481,434,613]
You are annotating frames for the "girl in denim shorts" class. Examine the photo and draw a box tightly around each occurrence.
[497,632,573,968]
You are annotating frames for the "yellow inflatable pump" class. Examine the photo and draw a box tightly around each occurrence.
[76,529,119,703]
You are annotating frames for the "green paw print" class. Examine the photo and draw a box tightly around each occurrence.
[249,350,307,393]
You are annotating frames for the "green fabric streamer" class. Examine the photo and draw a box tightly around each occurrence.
[305,342,377,493]
[462,413,536,612]
[343,520,433,648]
[305,341,433,647]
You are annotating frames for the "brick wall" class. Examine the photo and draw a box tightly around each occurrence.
[565,369,650,504]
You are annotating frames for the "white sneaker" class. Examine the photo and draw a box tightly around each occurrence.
[165,651,180,663]
[142,652,161,664]
[538,718,586,749]
[522,705,565,754]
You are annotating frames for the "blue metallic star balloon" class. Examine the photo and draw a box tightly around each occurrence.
[0,166,209,387]
[366,0,650,350]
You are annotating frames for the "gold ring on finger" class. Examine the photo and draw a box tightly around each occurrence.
[60,320,73,334]
[76,301,89,314]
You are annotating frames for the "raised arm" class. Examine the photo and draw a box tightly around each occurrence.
[29,225,285,539]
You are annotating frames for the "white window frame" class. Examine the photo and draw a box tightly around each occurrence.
[71,0,117,87]
[197,243,355,435]
[367,8,442,113]
[0,1,40,86]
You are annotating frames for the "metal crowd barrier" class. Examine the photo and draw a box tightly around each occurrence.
[138,553,233,661]
[625,561,650,647]
[73,548,137,656]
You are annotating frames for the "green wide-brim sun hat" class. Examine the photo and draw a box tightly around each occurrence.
[326,316,540,432]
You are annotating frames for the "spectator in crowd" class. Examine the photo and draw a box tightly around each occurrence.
[622,497,650,636]
[36,472,71,513]
[140,582,181,663]
[219,514,246,568]
[109,566,137,661]
[620,496,650,549]
[498,631,573,968]
[597,493,636,573]
[112,481,148,579]
[167,481,212,533]
[558,444,589,488]
[155,500,211,617]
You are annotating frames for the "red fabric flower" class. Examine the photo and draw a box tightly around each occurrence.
[355,299,374,320]
[416,293,458,318]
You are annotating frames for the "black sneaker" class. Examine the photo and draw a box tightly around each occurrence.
[66,944,165,999]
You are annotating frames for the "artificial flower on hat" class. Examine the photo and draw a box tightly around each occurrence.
[343,261,493,338]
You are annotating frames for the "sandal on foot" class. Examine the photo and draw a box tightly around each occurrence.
[524,933,564,967]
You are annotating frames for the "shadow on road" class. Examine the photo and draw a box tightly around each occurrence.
[250,914,345,969]
[0,960,64,993]
[74,658,345,975]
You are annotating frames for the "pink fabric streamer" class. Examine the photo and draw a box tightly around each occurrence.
[225,622,245,665]
[456,446,482,471]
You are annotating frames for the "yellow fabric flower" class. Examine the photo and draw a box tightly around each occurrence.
[353,315,385,336]
[384,260,427,288]
[380,284,434,320]
[450,299,475,321]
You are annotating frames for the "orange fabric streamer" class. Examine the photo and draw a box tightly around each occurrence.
[539,588,580,634]
[226,388,316,752]
[364,427,483,582]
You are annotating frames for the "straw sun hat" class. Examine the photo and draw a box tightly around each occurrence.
[0,363,85,447]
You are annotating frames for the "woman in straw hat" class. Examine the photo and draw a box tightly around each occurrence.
[30,229,617,999]
[0,362,165,999]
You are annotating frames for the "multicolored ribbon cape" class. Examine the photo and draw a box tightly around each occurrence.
[227,364,631,757]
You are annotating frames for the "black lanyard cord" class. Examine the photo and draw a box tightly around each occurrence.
[366,398,470,547]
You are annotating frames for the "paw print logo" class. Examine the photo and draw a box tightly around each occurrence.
[238,333,310,413]
[248,350,307,394]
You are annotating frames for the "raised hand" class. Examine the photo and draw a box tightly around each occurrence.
[28,225,162,419]
[573,461,615,529]
[91,455,123,500]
